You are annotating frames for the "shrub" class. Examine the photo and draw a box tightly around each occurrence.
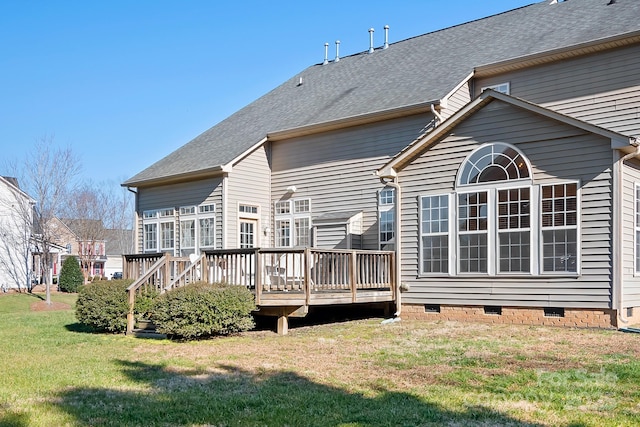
[75,280,132,333]
[135,288,160,321]
[151,282,256,340]
[58,256,84,293]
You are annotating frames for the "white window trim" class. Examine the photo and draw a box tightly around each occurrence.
[274,198,311,248]
[496,186,534,275]
[143,204,217,255]
[159,220,175,252]
[199,204,216,250]
[143,223,158,253]
[538,181,581,276]
[481,82,510,95]
[378,188,395,249]
[238,203,260,248]
[418,181,580,277]
[177,205,198,256]
[419,193,452,276]
[457,189,492,275]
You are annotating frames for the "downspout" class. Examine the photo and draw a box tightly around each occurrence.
[430,104,443,126]
[617,141,640,326]
[380,176,402,317]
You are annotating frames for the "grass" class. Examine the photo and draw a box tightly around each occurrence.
[1,293,639,426]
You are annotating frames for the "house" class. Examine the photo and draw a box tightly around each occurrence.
[123,0,640,329]
[104,228,134,279]
[49,218,108,279]
[0,176,35,291]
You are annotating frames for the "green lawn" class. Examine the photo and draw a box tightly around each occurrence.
[1,293,639,426]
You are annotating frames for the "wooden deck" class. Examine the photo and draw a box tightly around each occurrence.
[123,248,396,334]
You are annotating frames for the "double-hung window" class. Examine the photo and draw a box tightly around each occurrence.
[179,206,196,256]
[379,188,395,249]
[198,204,216,249]
[541,183,578,273]
[159,208,175,252]
[143,204,216,255]
[275,198,311,247]
[458,191,489,273]
[498,188,531,273]
[419,142,579,276]
[142,210,159,252]
[421,194,449,274]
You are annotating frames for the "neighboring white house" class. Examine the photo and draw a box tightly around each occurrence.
[0,176,35,291]
[104,228,134,279]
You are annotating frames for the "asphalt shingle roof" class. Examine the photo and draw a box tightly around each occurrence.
[124,0,640,187]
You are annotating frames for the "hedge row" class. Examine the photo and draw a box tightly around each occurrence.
[152,282,256,339]
[75,280,255,339]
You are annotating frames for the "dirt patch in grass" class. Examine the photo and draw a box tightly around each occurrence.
[30,301,71,311]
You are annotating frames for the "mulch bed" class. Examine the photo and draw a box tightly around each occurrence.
[30,300,72,311]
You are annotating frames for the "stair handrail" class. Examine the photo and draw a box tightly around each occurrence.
[166,253,207,291]
[126,254,169,335]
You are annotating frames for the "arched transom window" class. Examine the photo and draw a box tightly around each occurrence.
[458,142,530,186]
[420,142,579,277]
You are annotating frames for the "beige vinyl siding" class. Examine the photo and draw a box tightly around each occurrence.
[272,114,431,250]
[314,224,349,249]
[399,101,614,309]
[226,145,271,248]
[136,178,224,252]
[475,44,640,137]
[622,158,640,307]
[441,81,472,121]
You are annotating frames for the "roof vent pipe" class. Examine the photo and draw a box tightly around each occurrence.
[368,28,375,53]
[335,40,341,62]
[383,25,389,49]
[323,43,329,65]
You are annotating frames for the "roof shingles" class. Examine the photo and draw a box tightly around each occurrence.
[124,0,640,187]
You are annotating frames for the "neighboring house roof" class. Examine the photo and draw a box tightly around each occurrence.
[104,228,134,256]
[60,218,105,239]
[124,0,640,188]
[0,176,35,203]
[377,89,637,177]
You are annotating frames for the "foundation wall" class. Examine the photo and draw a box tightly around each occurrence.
[401,304,618,329]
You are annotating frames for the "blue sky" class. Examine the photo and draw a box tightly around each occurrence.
[0,0,534,185]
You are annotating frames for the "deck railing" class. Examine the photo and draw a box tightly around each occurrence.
[124,248,395,334]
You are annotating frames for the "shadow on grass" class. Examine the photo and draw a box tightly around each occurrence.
[0,408,30,427]
[63,322,100,334]
[50,359,545,427]
[254,304,390,332]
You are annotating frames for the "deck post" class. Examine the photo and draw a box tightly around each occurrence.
[350,251,358,303]
[201,254,209,283]
[126,289,135,335]
[304,248,311,305]
[277,313,289,335]
[255,249,262,305]
[164,254,172,290]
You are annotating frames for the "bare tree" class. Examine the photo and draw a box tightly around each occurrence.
[0,177,35,292]
[5,135,81,304]
[61,186,108,281]
[103,181,135,254]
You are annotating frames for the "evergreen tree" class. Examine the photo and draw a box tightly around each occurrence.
[59,256,84,293]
